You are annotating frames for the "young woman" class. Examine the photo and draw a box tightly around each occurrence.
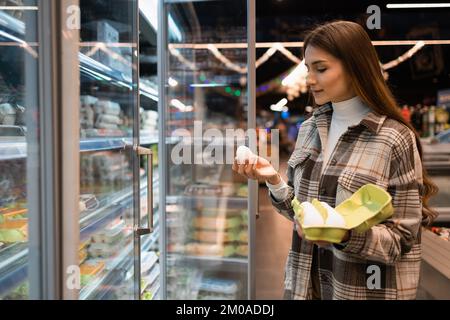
[232,20,438,300]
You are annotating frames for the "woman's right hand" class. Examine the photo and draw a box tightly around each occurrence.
[232,155,280,185]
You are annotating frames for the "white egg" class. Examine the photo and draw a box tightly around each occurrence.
[236,145,253,164]
[301,202,325,227]
[321,202,346,227]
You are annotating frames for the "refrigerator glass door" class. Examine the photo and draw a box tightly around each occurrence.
[162,0,250,300]
[78,0,139,300]
[0,2,39,300]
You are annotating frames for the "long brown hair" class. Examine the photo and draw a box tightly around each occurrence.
[303,20,439,225]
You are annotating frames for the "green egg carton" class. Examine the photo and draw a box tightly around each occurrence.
[291,184,394,243]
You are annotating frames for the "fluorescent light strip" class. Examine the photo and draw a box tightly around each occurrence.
[189,83,228,87]
[169,39,450,50]
[387,3,450,8]
[0,6,38,10]
[79,42,137,48]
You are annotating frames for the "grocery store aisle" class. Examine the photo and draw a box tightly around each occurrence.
[255,158,293,300]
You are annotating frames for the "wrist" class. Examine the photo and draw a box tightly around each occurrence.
[267,173,281,185]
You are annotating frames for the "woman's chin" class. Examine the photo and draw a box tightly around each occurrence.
[314,98,328,106]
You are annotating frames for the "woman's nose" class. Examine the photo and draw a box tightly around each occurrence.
[306,72,316,86]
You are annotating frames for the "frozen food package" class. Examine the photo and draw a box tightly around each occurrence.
[91,219,125,244]
[94,100,121,116]
[193,216,242,230]
[88,238,125,258]
[0,103,16,125]
[192,230,240,243]
[96,20,119,43]
[80,104,95,129]
[13,104,26,126]
[0,219,28,242]
[95,114,123,126]
[198,277,239,295]
[95,122,118,130]
[80,95,98,106]
[80,260,105,286]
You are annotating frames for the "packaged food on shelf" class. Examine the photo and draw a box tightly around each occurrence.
[142,279,160,300]
[198,277,239,296]
[79,248,88,264]
[184,243,235,257]
[88,234,128,259]
[431,227,450,241]
[192,229,241,243]
[94,100,121,116]
[80,95,97,129]
[236,184,248,197]
[79,240,90,264]
[0,219,28,243]
[1,208,27,221]
[0,103,16,125]
[1,282,28,300]
[95,114,123,126]
[141,251,159,275]
[96,19,119,43]
[193,216,242,230]
[91,218,125,244]
[238,230,248,243]
[0,228,27,243]
[79,194,99,214]
[184,183,234,197]
[141,264,160,294]
[236,244,248,257]
[80,260,106,286]
[91,21,120,69]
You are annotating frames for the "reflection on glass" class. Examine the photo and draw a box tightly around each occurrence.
[165,0,249,300]
[0,1,38,300]
[78,0,137,300]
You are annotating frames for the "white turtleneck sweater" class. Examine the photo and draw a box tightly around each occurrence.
[267,96,371,201]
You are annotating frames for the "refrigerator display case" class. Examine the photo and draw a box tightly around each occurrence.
[0,1,40,300]
[0,0,255,300]
[158,0,256,300]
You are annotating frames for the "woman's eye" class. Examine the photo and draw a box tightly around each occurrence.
[317,68,327,73]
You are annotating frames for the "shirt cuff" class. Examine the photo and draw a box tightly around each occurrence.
[266,179,289,202]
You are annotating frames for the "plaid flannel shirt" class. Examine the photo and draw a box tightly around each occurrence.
[269,103,424,300]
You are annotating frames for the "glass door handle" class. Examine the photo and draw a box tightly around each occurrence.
[136,146,154,236]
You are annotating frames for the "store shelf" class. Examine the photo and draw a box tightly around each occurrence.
[0,174,159,298]
[141,264,160,294]
[0,140,27,161]
[79,241,134,300]
[80,223,160,300]
[1,137,158,160]
[80,174,159,241]
[1,10,157,102]
[0,243,27,299]
[169,253,247,265]
[167,195,247,209]
[435,208,450,223]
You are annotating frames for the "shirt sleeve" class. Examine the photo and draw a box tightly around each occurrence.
[337,129,423,265]
[266,179,289,201]
[267,165,296,222]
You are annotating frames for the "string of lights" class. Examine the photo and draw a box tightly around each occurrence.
[168,41,426,99]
